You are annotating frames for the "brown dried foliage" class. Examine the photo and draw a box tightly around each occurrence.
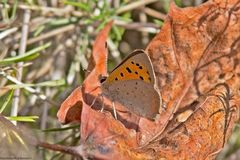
[57,0,240,159]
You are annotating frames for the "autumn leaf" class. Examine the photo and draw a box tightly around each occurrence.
[56,0,240,159]
[143,0,240,142]
[57,21,113,124]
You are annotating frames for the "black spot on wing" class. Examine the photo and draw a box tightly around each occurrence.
[139,76,144,80]
[120,72,124,77]
[126,67,132,73]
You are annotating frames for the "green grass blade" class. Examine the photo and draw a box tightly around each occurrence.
[48,17,78,26]
[153,19,164,27]
[0,42,51,66]
[0,90,14,113]
[0,52,39,65]
[33,25,45,37]
[42,124,80,132]
[36,79,66,87]
[7,116,39,122]
[10,0,18,20]
[64,0,90,11]
[4,79,66,89]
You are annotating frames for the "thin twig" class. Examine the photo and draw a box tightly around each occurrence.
[0,40,8,59]
[11,9,31,125]
[40,88,50,130]
[139,9,149,45]
[13,24,75,49]
[114,20,159,28]
[115,20,159,33]
[116,0,159,14]
[0,70,47,100]
[37,142,83,158]
[144,7,167,20]
[0,27,18,39]
[0,3,83,17]
[108,39,121,64]
[0,69,58,105]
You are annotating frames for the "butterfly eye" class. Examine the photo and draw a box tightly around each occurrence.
[99,75,108,83]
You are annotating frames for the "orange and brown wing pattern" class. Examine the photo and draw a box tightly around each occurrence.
[105,50,155,85]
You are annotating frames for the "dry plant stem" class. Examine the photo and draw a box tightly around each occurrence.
[3,17,51,46]
[37,142,83,158]
[76,39,88,69]
[139,11,149,45]
[9,22,155,50]
[113,0,120,8]
[11,9,31,125]
[40,88,50,130]
[0,3,83,17]
[116,0,159,14]
[0,40,8,59]
[39,89,50,158]
[114,20,159,28]
[13,24,75,49]
[144,7,167,20]
[0,70,47,100]
[3,1,160,19]
[0,27,18,39]
[107,39,121,64]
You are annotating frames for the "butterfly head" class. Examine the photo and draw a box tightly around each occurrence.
[99,74,108,83]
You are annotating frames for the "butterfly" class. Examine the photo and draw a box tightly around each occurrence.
[100,49,161,119]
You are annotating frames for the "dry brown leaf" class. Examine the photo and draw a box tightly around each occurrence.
[56,0,240,159]
[142,0,240,144]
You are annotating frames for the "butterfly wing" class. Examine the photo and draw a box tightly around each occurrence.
[105,49,157,87]
[101,49,161,119]
[103,80,160,119]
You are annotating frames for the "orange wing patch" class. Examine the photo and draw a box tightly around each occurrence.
[105,60,151,84]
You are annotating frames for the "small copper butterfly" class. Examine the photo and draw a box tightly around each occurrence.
[100,49,161,119]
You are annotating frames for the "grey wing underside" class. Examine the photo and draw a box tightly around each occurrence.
[104,80,161,119]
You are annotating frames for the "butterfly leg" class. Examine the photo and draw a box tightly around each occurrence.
[112,101,118,120]
[100,94,105,112]
[92,94,118,119]
[89,95,99,108]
